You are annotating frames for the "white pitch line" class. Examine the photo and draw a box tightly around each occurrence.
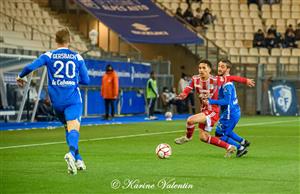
[0,119,298,150]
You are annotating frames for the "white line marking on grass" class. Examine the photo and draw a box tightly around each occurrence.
[0,119,299,150]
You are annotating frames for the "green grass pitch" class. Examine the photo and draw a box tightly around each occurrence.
[0,116,299,194]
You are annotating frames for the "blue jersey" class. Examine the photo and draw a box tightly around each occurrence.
[19,47,90,107]
[209,82,240,120]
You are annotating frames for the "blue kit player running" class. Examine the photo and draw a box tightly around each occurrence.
[208,59,251,158]
[16,28,90,174]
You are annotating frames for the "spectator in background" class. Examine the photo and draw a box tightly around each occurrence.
[267,25,277,36]
[253,29,265,48]
[178,73,188,94]
[295,23,300,41]
[146,71,159,120]
[285,24,294,37]
[178,73,188,113]
[274,32,283,48]
[175,7,184,19]
[101,64,119,120]
[161,87,178,113]
[36,96,56,121]
[265,32,277,50]
[200,8,216,26]
[183,6,196,26]
[284,30,298,48]
[194,7,203,27]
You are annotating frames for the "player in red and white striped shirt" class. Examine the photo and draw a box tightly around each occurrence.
[174,59,255,157]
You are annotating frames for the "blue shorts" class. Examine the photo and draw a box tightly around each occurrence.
[215,112,240,136]
[54,103,82,125]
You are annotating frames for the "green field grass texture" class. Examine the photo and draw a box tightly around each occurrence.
[0,116,299,194]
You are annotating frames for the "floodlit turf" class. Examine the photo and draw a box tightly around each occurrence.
[0,116,299,194]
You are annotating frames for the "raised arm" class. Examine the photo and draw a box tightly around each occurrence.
[177,78,194,100]
[17,53,48,87]
[208,85,232,106]
[220,76,255,87]
[19,54,48,78]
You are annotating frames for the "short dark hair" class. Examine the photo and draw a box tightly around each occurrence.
[198,59,212,69]
[218,58,232,69]
[106,64,113,71]
[55,28,70,44]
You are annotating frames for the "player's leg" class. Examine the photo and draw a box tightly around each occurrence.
[174,112,205,144]
[225,111,250,147]
[198,114,236,157]
[215,119,242,150]
[149,98,156,119]
[64,103,85,174]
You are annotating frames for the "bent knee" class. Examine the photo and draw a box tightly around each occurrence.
[199,131,209,142]
[67,120,80,131]
[187,116,195,125]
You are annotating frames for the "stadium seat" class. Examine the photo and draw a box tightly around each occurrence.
[234,26,244,33]
[223,18,233,25]
[268,48,281,64]
[243,18,252,26]
[225,25,234,32]
[215,40,225,48]
[225,40,235,48]
[272,11,281,19]
[216,32,226,40]
[262,4,271,12]
[258,48,269,64]
[276,19,286,27]
[231,11,240,18]
[262,11,271,19]
[280,49,292,64]
[230,4,239,11]
[211,4,220,10]
[233,18,242,25]
[271,4,280,11]
[250,4,258,11]
[286,19,296,27]
[229,47,239,63]
[291,12,300,19]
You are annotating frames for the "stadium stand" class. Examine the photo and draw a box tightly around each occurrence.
[155,0,300,72]
[0,0,89,55]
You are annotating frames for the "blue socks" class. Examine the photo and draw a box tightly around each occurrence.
[65,130,82,160]
[220,135,241,149]
[67,130,80,158]
[227,131,243,143]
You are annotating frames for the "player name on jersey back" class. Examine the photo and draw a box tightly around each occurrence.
[52,53,76,60]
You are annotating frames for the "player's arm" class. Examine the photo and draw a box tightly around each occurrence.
[77,54,90,85]
[16,54,48,87]
[208,85,232,106]
[176,78,194,100]
[225,76,255,87]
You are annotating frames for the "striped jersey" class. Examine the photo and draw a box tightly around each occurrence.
[181,75,246,113]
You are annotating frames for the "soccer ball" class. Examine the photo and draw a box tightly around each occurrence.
[164,111,173,121]
[155,143,172,159]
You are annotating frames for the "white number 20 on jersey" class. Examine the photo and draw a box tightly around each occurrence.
[53,60,76,79]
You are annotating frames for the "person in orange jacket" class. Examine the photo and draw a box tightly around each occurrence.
[101,64,119,120]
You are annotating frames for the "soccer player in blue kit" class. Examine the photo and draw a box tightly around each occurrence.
[208,59,251,158]
[16,28,90,174]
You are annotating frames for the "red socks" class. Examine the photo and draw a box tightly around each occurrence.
[207,136,230,149]
[186,123,195,139]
